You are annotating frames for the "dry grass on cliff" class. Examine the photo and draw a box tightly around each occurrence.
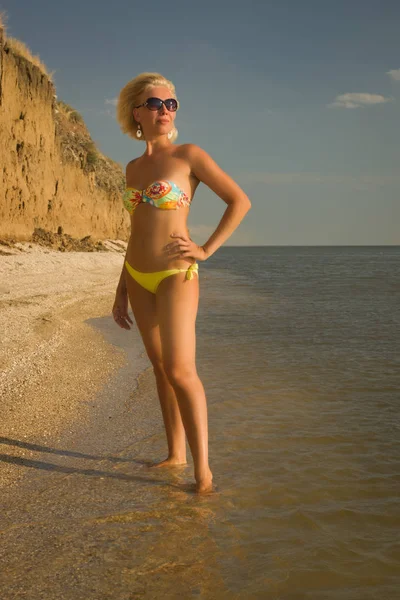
[5,37,55,81]
[57,100,85,124]
[0,10,6,31]
[54,102,125,192]
[0,12,54,81]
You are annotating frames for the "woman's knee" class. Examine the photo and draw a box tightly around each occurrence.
[150,357,166,379]
[163,361,198,388]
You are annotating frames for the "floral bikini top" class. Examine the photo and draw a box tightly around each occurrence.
[122,180,192,214]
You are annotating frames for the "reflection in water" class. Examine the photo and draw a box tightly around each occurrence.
[0,390,231,598]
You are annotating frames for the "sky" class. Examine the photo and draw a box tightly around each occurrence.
[2,0,399,245]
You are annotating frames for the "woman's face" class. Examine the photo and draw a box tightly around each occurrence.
[133,86,177,138]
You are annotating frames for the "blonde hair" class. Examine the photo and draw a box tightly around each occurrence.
[116,72,179,143]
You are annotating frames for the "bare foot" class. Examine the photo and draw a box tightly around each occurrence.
[148,457,187,469]
[195,469,214,494]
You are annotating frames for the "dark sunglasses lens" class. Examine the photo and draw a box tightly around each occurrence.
[165,99,178,111]
[146,97,163,111]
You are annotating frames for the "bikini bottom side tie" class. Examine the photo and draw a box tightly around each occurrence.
[124,260,199,294]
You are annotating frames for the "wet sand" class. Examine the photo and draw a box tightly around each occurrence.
[0,346,223,599]
[0,241,136,490]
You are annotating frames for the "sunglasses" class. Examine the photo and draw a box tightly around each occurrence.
[134,97,179,112]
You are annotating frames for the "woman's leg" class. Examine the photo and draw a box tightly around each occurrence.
[156,271,213,493]
[124,267,187,466]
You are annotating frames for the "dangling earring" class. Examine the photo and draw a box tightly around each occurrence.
[167,129,173,140]
[136,124,142,138]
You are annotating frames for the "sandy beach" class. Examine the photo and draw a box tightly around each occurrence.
[0,240,132,490]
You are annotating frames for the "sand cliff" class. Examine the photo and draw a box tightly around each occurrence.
[0,23,130,242]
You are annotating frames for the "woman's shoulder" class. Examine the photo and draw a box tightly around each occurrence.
[176,143,210,170]
[178,143,212,162]
[177,142,203,156]
[178,144,218,177]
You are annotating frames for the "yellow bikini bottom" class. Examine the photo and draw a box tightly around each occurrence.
[124,259,199,295]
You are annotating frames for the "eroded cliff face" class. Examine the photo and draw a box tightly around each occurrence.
[0,26,130,241]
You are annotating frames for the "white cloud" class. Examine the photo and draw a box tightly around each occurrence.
[95,98,118,118]
[327,93,392,109]
[95,108,114,118]
[387,68,400,81]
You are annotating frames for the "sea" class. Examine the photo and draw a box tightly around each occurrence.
[1,246,399,599]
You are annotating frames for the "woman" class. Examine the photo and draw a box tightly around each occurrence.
[112,72,251,494]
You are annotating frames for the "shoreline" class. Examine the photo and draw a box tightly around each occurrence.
[0,241,143,490]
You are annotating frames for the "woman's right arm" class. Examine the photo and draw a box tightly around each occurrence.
[112,245,133,330]
[112,160,136,329]
[116,250,128,296]
[116,158,137,297]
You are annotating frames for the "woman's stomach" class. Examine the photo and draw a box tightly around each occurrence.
[125,206,196,272]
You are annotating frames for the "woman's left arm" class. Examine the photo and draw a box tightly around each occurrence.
[166,144,252,261]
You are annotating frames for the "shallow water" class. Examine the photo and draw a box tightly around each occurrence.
[1,246,399,599]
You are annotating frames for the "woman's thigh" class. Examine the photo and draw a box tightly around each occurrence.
[156,272,199,376]
[124,266,162,366]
